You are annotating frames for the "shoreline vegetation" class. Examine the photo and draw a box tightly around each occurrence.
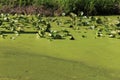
[0,0,120,16]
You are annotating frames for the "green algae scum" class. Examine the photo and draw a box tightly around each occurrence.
[0,14,120,80]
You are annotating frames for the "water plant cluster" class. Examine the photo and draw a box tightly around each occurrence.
[0,13,120,40]
[0,13,73,40]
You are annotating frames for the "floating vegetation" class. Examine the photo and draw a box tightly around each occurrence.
[0,13,120,40]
